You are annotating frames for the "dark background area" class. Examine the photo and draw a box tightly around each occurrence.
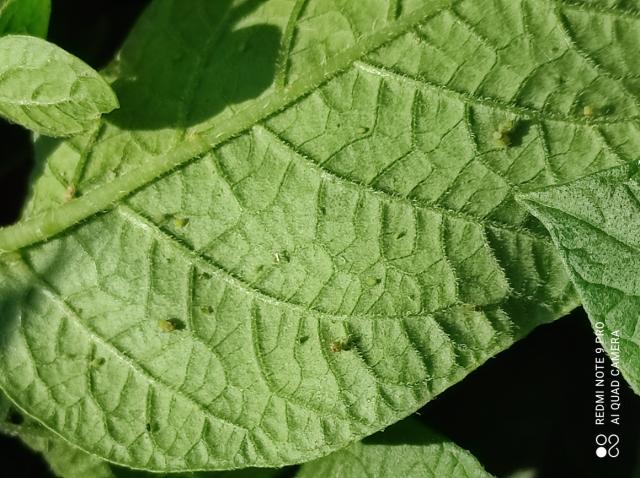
[1,1,639,477]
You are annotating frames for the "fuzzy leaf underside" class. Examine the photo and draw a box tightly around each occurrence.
[0,35,118,137]
[8,0,640,471]
[0,393,116,478]
[520,164,640,395]
[4,389,484,478]
[0,393,279,478]
[0,0,50,37]
[296,417,492,478]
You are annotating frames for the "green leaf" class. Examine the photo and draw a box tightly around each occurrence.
[296,418,491,478]
[0,394,280,478]
[9,0,637,471]
[0,393,116,478]
[0,35,118,137]
[0,0,50,37]
[519,163,640,394]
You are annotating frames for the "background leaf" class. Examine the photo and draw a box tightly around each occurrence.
[519,163,640,394]
[296,417,492,478]
[0,0,50,37]
[0,35,118,137]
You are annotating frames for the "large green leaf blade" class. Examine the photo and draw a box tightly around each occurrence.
[0,0,50,37]
[9,0,640,471]
[296,418,491,478]
[519,164,640,394]
[0,35,118,137]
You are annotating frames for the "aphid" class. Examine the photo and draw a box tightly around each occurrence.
[492,119,515,148]
[583,105,595,119]
[330,337,354,353]
[173,216,189,228]
[357,126,370,135]
[298,335,310,344]
[462,303,479,313]
[90,357,106,368]
[273,250,290,264]
[63,184,76,202]
[145,421,161,433]
[159,319,175,332]
[364,276,382,287]
[158,318,186,332]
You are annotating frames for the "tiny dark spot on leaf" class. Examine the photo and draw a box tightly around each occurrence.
[396,231,407,239]
[298,335,309,344]
[145,422,152,432]
[200,305,214,314]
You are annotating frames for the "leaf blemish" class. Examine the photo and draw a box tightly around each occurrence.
[365,276,382,287]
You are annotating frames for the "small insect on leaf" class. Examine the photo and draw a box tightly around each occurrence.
[330,337,354,352]
[158,318,186,332]
[173,216,189,228]
[364,276,382,287]
[492,120,515,148]
[273,250,290,264]
[90,357,106,368]
[298,335,310,344]
[63,184,76,202]
[583,105,595,119]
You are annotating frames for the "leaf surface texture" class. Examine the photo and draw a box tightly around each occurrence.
[0,35,118,137]
[7,0,640,470]
[520,164,640,394]
[297,418,491,478]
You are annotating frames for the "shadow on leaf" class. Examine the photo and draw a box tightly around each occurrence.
[106,0,281,131]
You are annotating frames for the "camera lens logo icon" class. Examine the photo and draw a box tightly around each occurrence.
[595,434,620,458]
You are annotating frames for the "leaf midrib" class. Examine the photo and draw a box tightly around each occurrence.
[0,0,461,254]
